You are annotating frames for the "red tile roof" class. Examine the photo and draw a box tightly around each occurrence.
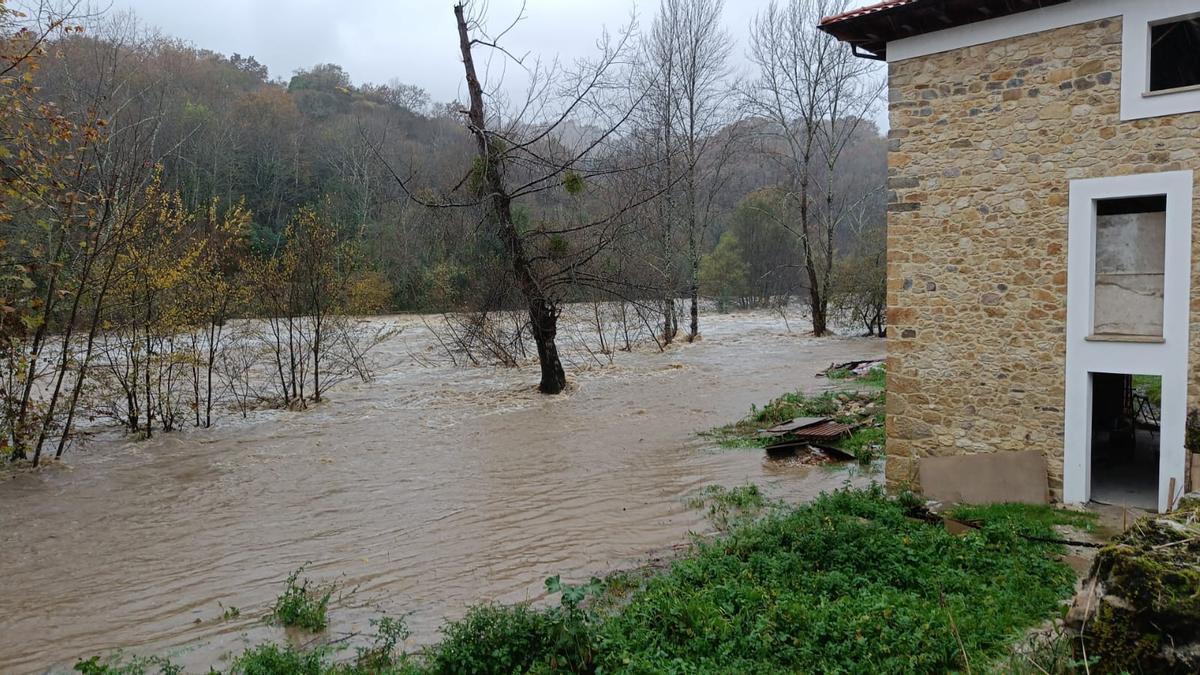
[819,0,1068,60]
[819,0,921,27]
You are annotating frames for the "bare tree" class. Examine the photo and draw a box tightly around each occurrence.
[742,0,882,336]
[672,0,732,341]
[633,5,681,345]
[379,2,656,394]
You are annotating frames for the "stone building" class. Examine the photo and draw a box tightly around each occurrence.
[821,0,1200,512]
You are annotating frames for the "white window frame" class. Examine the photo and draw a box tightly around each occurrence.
[1064,170,1193,512]
[1121,4,1200,120]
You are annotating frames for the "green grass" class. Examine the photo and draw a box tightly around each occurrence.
[859,365,886,388]
[598,486,1078,673]
[949,502,1098,537]
[827,365,885,387]
[1132,374,1161,407]
[832,424,887,463]
[76,488,1081,674]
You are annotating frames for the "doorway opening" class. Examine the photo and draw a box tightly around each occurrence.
[1090,373,1160,509]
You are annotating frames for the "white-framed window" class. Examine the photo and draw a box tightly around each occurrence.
[1148,14,1200,93]
[1063,170,1193,512]
[1122,2,1200,120]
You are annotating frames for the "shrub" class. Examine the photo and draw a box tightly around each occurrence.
[74,654,181,674]
[425,576,602,674]
[228,643,328,675]
[352,616,412,672]
[271,565,334,632]
[687,483,771,529]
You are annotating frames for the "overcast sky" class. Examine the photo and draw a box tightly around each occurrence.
[107,1,782,101]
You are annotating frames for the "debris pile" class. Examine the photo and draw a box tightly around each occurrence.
[818,359,885,378]
[759,417,857,460]
[1066,498,1200,673]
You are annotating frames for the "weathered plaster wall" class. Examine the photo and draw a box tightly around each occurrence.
[885,17,1200,500]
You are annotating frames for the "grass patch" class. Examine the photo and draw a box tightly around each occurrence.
[270,565,334,632]
[599,486,1078,672]
[77,488,1081,673]
[827,364,885,388]
[950,502,1098,538]
[831,424,886,463]
[859,365,886,388]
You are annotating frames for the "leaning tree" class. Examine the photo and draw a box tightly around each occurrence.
[381,2,664,393]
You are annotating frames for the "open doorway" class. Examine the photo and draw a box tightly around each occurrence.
[1090,373,1160,509]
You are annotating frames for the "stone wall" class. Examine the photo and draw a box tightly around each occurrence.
[885,16,1200,500]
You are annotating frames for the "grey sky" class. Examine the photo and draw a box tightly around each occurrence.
[107,1,885,128]
[109,1,789,102]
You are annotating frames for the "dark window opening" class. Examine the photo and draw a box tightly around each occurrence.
[1096,195,1167,216]
[1150,17,1200,92]
[1090,373,1159,510]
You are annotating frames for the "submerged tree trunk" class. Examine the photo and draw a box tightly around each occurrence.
[455,2,566,394]
[662,298,677,345]
[530,300,566,394]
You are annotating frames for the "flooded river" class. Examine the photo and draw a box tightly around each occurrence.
[0,310,884,673]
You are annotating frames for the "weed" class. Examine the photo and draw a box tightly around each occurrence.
[219,604,240,621]
[832,424,886,463]
[687,483,772,529]
[859,365,886,388]
[827,364,885,387]
[74,654,182,675]
[353,616,412,672]
[223,615,415,674]
[1001,625,1098,674]
[423,580,601,675]
[228,642,330,675]
[270,564,334,632]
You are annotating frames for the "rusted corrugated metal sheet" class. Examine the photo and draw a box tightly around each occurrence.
[787,420,857,441]
[762,417,828,436]
[760,417,857,442]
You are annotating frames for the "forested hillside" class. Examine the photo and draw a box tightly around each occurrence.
[1,0,885,462]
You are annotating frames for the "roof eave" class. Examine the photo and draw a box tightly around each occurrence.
[819,0,1072,61]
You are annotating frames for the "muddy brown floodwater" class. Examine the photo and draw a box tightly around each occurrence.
[0,310,884,673]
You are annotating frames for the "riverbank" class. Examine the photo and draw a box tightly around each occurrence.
[69,374,1101,673]
[75,484,1093,673]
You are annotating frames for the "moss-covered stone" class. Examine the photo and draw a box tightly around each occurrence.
[1076,505,1200,673]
